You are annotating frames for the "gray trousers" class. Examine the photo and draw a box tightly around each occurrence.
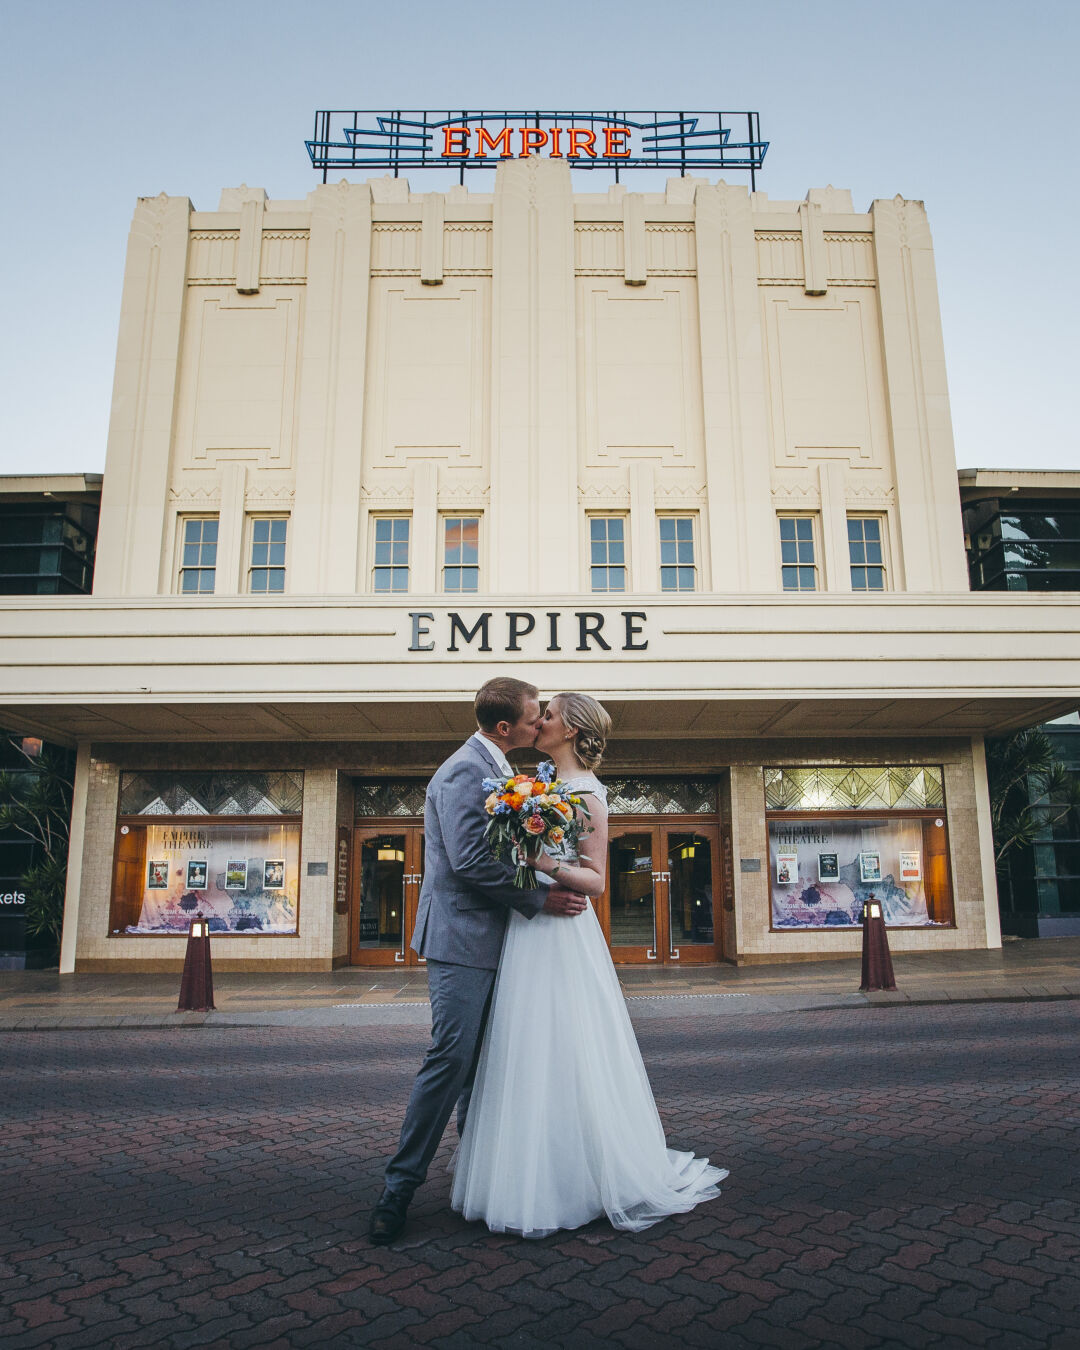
[382,958,496,1199]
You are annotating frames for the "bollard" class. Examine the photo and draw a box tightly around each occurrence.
[177,913,215,1011]
[859,892,897,992]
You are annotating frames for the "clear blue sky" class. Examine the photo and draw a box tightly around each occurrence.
[1,0,1077,475]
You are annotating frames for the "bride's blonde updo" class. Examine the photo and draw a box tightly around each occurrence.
[553,692,612,772]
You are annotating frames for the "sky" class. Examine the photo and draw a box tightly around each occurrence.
[1,0,1077,477]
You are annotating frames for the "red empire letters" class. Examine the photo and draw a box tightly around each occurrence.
[442,124,631,159]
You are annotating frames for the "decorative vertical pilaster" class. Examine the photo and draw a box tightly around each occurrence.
[694,183,775,591]
[798,199,827,295]
[623,193,647,286]
[236,195,265,293]
[291,180,374,593]
[629,461,658,591]
[818,461,851,591]
[421,192,445,285]
[871,195,969,592]
[411,460,439,592]
[489,158,578,591]
[94,193,192,596]
[215,461,248,594]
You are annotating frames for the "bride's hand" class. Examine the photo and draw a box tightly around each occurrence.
[527,846,554,875]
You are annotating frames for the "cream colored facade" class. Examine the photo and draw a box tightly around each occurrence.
[2,159,1078,971]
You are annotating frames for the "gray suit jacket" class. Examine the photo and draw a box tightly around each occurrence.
[410,736,546,968]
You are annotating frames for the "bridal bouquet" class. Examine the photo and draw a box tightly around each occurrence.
[482,760,593,889]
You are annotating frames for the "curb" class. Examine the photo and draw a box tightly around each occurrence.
[1,989,1077,1032]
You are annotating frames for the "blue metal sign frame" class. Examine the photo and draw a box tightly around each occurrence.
[307,110,768,186]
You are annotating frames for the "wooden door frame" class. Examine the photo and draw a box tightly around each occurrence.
[350,823,425,967]
[603,818,724,965]
[604,822,662,964]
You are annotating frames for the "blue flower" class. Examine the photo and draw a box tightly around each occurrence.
[494,801,511,816]
[481,777,503,793]
[536,760,556,784]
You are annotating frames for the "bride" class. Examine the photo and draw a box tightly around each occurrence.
[450,691,728,1238]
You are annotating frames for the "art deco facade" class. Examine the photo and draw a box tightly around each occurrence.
[1,159,1077,971]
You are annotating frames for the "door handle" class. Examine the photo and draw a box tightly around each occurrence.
[648,871,662,959]
[395,872,409,962]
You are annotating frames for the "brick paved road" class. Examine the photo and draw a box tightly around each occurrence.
[1,1002,1077,1349]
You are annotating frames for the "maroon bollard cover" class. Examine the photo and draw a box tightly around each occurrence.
[177,915,215,1011]
[859,893,897,992]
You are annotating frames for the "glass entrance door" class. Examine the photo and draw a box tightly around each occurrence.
[603,824,720,964]
[351,826,425,966]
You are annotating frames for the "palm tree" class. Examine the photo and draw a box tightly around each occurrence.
[986,727,1080,868]
[0,739,74,951]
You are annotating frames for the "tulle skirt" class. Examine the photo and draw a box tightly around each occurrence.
[449,901,728,1238]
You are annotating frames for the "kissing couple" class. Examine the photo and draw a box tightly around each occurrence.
[369,676,727,1242]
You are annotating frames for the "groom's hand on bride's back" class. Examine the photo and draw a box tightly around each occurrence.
[542,887,588,916]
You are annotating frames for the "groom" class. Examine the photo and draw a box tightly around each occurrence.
[369,676,588,1244]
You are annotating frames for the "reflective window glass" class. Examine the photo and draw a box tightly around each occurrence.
[590,517,627,592]
[373,517,410,592]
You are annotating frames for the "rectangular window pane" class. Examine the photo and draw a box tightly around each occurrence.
[848,518,886,591]
[590,518,629,592]
[658,516,696,591]
[778,518,816,591]
[443,518,480,591]
[248,519,287,594]
[372,518,409,593]
[179,518,218,595]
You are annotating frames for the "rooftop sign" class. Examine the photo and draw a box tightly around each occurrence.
[307,110,767,185]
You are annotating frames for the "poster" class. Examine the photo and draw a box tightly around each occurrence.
[126,822,300,935]
[768,819,942,930]
[776,851,798,884]
[899,851,922,882]
[225,860,248,890]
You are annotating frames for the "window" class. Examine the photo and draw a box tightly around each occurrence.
[659,516,697,592]
[778,516,817,592]
[442,516,479,593]
[179,517,218,594]
[764,765,953,931]
[848,516,886,591]
[372,517,410,593]
[249,517,288,593]
[589,517,627,592]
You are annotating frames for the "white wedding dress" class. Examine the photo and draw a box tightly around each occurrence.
[450,775,728,1238]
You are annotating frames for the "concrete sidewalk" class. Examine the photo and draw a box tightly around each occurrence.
[1,936,1078,1030]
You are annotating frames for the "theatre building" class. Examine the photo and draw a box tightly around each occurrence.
[1,158,1077,972]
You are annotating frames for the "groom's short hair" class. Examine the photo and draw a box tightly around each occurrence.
[475,677,539,731]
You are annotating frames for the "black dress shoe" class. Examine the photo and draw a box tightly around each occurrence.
[369,1187,410,1245]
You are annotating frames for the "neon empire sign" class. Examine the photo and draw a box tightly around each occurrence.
[307,110,767,183]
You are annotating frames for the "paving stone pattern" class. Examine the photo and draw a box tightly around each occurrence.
[1,1003,1078,1349]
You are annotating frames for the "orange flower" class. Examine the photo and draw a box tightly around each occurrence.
[524,815,545,835]
[531,781,547,797]
[509,793,525,810]
[557,801,572,817]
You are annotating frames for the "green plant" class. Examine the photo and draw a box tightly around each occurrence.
[0,740,74,948]
[986,727,1080,868]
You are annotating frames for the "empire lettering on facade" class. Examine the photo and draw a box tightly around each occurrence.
[441,124,631,160]
[409,611,648,654]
